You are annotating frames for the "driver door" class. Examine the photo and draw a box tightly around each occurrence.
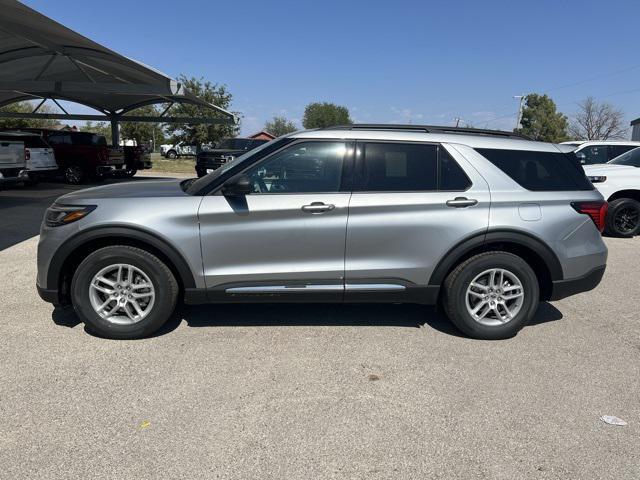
[197,140,353,301]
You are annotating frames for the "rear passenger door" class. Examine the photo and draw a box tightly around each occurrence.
[344,142,490,297]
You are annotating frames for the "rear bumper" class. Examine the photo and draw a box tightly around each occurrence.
[549,265,606,301]
[37,283,60,304]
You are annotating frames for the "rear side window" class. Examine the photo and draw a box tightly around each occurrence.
[47,134,71,145]
[355,142,470,192]
[476,148,593,191]
[609,145,636,159]
[24,136,49,148]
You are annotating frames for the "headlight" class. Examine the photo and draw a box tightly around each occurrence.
[588,175,607,183]
[45,204,96,227]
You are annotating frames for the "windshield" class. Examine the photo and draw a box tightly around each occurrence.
[609,147,640,167]
[184,137,293,195]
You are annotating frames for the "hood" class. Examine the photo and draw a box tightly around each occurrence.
[583,164,637,175]
[57,179,190,203]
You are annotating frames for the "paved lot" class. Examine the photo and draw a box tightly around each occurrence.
[0,180,639,479]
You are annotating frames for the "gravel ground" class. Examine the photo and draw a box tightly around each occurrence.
[0,181,638,479]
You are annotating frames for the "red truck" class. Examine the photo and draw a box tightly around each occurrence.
[12,129,125,184]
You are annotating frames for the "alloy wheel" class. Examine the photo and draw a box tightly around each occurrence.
[88,263,155,325]
[614,207,639,235]
[465,268,524,326]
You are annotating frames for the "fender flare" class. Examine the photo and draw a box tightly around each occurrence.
[428,229,564,286]
[47,225,197,289]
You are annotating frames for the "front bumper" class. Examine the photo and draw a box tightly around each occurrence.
[549,265,606,301]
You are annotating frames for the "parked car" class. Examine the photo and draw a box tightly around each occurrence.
[583,146,640,237]
[162,141,198,159]
[0,131,58,185]
[0,133,27,185]
[37,125,608,340]
[195,138,269,177]
[561,140,640,165]
[10,129,125,184]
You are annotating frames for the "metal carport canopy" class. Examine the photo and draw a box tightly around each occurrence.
[0,0,237,143]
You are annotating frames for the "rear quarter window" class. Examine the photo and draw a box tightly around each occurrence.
[476,148,593,191]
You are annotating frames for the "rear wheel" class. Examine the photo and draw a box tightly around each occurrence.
[71,246,178,339]
[166,150,177,159]
[123,168,137,178]
[64,165,85,184]
[605,198,640,237]
[443,251,539,340]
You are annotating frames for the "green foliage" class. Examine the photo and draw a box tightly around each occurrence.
[81,121,112,143]
[0,101,61,130]
[302,102,352,129]
[264,116,298,137]
[121,105,166,147]
[164,75,239,145]
[515,94,569,142]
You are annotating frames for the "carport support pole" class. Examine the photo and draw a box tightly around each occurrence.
[110,118,120,147]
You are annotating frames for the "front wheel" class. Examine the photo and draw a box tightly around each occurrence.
[166,150,177,159]
[605,198,640,237]
[71,246,178,339]
[442,251,539,340]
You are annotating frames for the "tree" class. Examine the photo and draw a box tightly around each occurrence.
[302,102,352,129]
[121,104,166,148]
[164,75,239,145]
[264,116,298,137]
[0,101,61,129]
[515,94,569,142]
[569,97,627,140]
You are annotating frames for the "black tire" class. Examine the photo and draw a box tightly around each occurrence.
[71,245,178,339]
[123,168,137,178]
[23,174,39,187]
[64,165,85,184]
[604,198,640,238]
[442,251,540,340]
[166,150,177,159]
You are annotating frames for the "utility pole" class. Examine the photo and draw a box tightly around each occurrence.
[514,95,526,130]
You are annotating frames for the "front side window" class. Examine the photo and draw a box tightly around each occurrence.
[244,141,348,193]
[609,147,640,167]
[608,145,636,159]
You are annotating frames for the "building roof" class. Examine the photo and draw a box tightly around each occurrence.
[0,0,235,122]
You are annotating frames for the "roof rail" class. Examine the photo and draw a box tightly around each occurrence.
[327,124,531,140]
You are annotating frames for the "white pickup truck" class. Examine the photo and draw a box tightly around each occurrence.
[0,134,27,185]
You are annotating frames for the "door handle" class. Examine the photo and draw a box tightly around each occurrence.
[446,197,478,208]
[301,202,335,213]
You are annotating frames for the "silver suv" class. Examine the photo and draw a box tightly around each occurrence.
[37,125,608,340]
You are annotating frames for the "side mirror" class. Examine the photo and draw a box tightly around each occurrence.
[222,174,252,196]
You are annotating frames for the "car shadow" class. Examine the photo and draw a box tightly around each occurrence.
[51,301,564,339]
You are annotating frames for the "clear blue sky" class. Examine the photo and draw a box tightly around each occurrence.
[23,0,640,136]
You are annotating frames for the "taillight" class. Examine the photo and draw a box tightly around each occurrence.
[571,201,608,233]
[25,148,30,161]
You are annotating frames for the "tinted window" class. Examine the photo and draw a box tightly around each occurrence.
[576,145,608,165]
[356,142,438,191]
[245,141,347,193]
[71,133,106,146]
[23,136,49,148]
[476,148,593,191]
[440,147,471,191]
[610,147,640,167]
[609,145,636,159]
[47,134,71,145]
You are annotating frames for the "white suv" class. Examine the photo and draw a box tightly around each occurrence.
[584,147,640,237]
[561,141,640,165]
